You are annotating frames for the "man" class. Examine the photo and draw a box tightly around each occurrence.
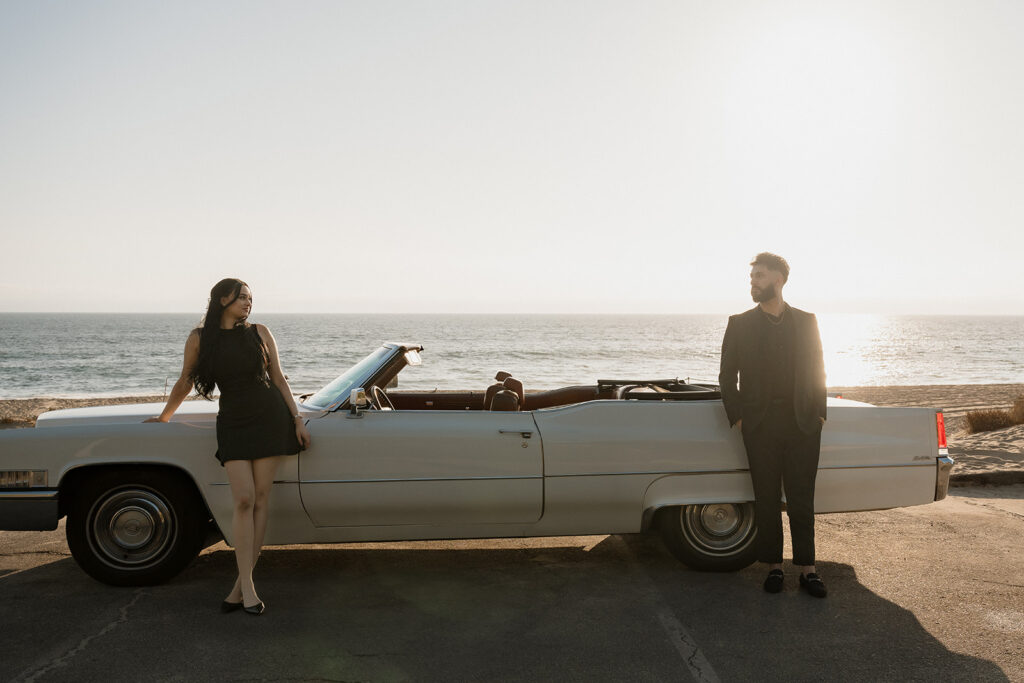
[719,253,828,598]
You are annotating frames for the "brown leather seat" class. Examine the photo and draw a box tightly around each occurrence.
[482,383,504,410]
[490,389,520,411]
[483,372,517,410]
[502,377,525,409]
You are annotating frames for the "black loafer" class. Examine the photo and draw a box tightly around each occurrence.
[763,569,784,593]
[799,572,828,598]
[220,600,243,613]
[243,601,265,616]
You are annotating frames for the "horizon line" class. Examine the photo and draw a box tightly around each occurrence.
[2,310,1024,317]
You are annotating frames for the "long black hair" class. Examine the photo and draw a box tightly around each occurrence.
[190,278,269,399]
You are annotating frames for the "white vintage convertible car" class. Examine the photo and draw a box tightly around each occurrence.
[0,343,953,586]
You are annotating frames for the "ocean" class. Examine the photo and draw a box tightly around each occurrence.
[0,313,1022,399]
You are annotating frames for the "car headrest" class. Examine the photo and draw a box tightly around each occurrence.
[494,371,512,382]
[501,377,525,407]
[490,389,520,411]
[482,383,504,410]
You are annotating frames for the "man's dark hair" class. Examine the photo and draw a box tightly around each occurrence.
[750,252,790,283]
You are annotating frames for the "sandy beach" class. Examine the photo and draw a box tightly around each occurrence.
[0,395,170,428]
[2,384,1022,484]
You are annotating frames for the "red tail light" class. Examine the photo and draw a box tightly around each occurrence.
[936,412,948,450]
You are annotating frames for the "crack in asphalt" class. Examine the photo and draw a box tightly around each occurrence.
[12,587,147,683]
[687,648,708,680]
[0,550,71,558]
[614,536,720,683]
[657,611,722,683]
[233,678,363,683]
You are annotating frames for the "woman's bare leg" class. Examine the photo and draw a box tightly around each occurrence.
[224,460,259,606]
[224,456,283,604]
[251,456,282,557]
[225,577,243,603]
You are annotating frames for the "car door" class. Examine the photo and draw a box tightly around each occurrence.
[298,409,542,527]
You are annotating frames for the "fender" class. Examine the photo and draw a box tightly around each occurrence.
[641,472,754,529]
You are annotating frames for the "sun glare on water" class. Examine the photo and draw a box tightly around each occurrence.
[817,314,889,387]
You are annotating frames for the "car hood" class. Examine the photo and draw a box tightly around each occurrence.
[35,400,221,428]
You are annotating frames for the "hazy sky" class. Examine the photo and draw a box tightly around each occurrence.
[1,1,1021,315]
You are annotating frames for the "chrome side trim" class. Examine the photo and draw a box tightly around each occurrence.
[210,479,299,487]
[0,490,59,500]
[935,455,955,501]
[546,462,935,479]
[213,476,545,486]
[547,469,749,478]
[820,462,936,471]
[207,462,941,486]
[299,475,545,484]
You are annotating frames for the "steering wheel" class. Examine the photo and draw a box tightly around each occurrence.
[370,385,395,411]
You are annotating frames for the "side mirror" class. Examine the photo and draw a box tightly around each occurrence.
[349,388,369,418]
[387,375,399,389]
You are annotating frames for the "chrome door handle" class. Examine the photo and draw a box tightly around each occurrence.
[499,429,533,438]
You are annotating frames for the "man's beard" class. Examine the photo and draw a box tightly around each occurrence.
[751,283,777,303]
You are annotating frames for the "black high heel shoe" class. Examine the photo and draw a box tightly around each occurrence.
[221,600,243,613]
[243,601,265,616]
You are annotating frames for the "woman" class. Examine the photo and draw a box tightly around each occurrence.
[146,278,311,615]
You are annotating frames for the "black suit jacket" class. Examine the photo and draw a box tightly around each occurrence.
[718,305,827,434]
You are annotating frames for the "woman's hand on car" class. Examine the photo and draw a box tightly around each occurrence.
[295,420,312,449]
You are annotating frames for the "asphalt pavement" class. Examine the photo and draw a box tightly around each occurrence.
[2,486,1022,682]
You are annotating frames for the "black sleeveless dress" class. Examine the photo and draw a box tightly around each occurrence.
[212,325,301,465]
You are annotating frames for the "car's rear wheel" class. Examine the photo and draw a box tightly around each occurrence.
[66,469,208,586]
[660,503,758,572]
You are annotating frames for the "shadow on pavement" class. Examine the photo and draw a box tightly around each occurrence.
[618,534,1009,682]
[3,534,1009,683]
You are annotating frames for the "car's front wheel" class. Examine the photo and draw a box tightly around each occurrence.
[660,503,758,572]
[66,468,208,586]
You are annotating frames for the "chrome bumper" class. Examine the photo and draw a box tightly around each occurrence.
[935,455,954,501]
[0,490,60,530]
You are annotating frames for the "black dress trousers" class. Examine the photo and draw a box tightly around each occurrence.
[742,402,822,566]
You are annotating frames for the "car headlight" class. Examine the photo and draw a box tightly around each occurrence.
[0,470,48,488]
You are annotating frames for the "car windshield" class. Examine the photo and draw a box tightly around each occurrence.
[303,346,396,410]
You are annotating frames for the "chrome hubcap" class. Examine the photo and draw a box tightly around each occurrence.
[681,503,755,555]
[89,488,176,569]
[109,505,156,550]
[701,504,742,536]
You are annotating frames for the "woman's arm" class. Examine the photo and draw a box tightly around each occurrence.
[256,324,312,449]
[145,330,199,423]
